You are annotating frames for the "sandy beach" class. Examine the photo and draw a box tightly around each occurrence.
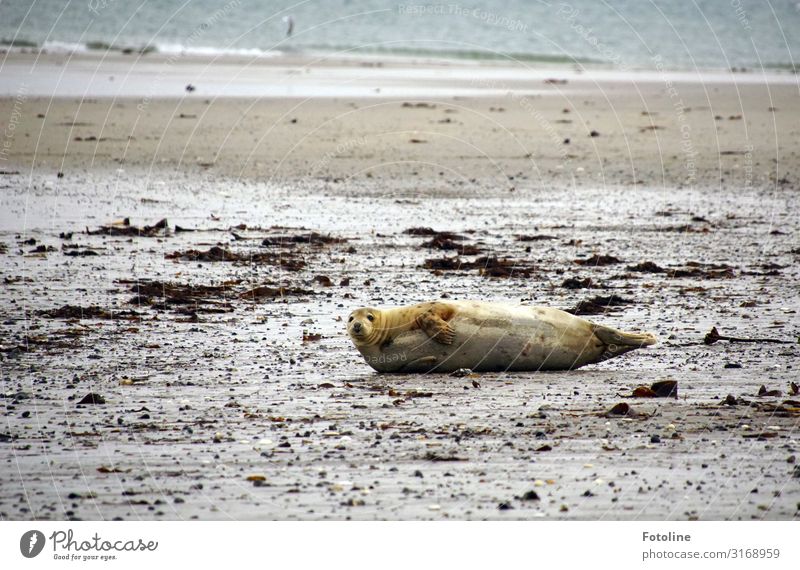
[2,52,798,188]
[1,51,799,521]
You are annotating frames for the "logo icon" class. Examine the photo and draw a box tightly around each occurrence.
[20,530,45,558]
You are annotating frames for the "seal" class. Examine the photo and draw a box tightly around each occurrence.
[347,300,656,373]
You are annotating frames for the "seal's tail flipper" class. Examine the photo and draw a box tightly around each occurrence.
[592,324,657,348]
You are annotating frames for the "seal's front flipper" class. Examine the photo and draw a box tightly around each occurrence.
[416,312,455,345]
[400,355,439,372]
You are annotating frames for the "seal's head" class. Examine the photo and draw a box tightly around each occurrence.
[347,307,382,345]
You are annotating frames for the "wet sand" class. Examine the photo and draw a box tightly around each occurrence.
[0,53,799,521]
[2,51,798,189]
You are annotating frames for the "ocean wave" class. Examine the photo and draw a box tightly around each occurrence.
[0,37,606,64]
[152,43,283,58]
[0,38,39,49]
[0,38,283,58]
[305,44,601,65]
[1,36,797,74]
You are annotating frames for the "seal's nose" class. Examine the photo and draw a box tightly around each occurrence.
[353,322,362,333]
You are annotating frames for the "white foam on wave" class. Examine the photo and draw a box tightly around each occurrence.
[152,43,283,58]
[10,40,283,60]
[43,40,90,53]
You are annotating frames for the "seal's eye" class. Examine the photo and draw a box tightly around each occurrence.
[348,316,354,322]
[367,314,374,322]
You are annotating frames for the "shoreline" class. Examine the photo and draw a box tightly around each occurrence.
[0,51,797,100]
[2,40,799,73]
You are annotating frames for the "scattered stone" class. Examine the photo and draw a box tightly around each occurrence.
[605,402,642,417]
[521,491,540,501]
[758,385,782,397]
[313,275,333,287]
[562,277,593,289]
[341,498,365,506]
[632,386,657,398]
[77,393,105,405]
[631,380,678,398]
[302,331,322,342]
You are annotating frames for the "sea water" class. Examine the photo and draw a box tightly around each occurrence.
[1,0,798,71]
